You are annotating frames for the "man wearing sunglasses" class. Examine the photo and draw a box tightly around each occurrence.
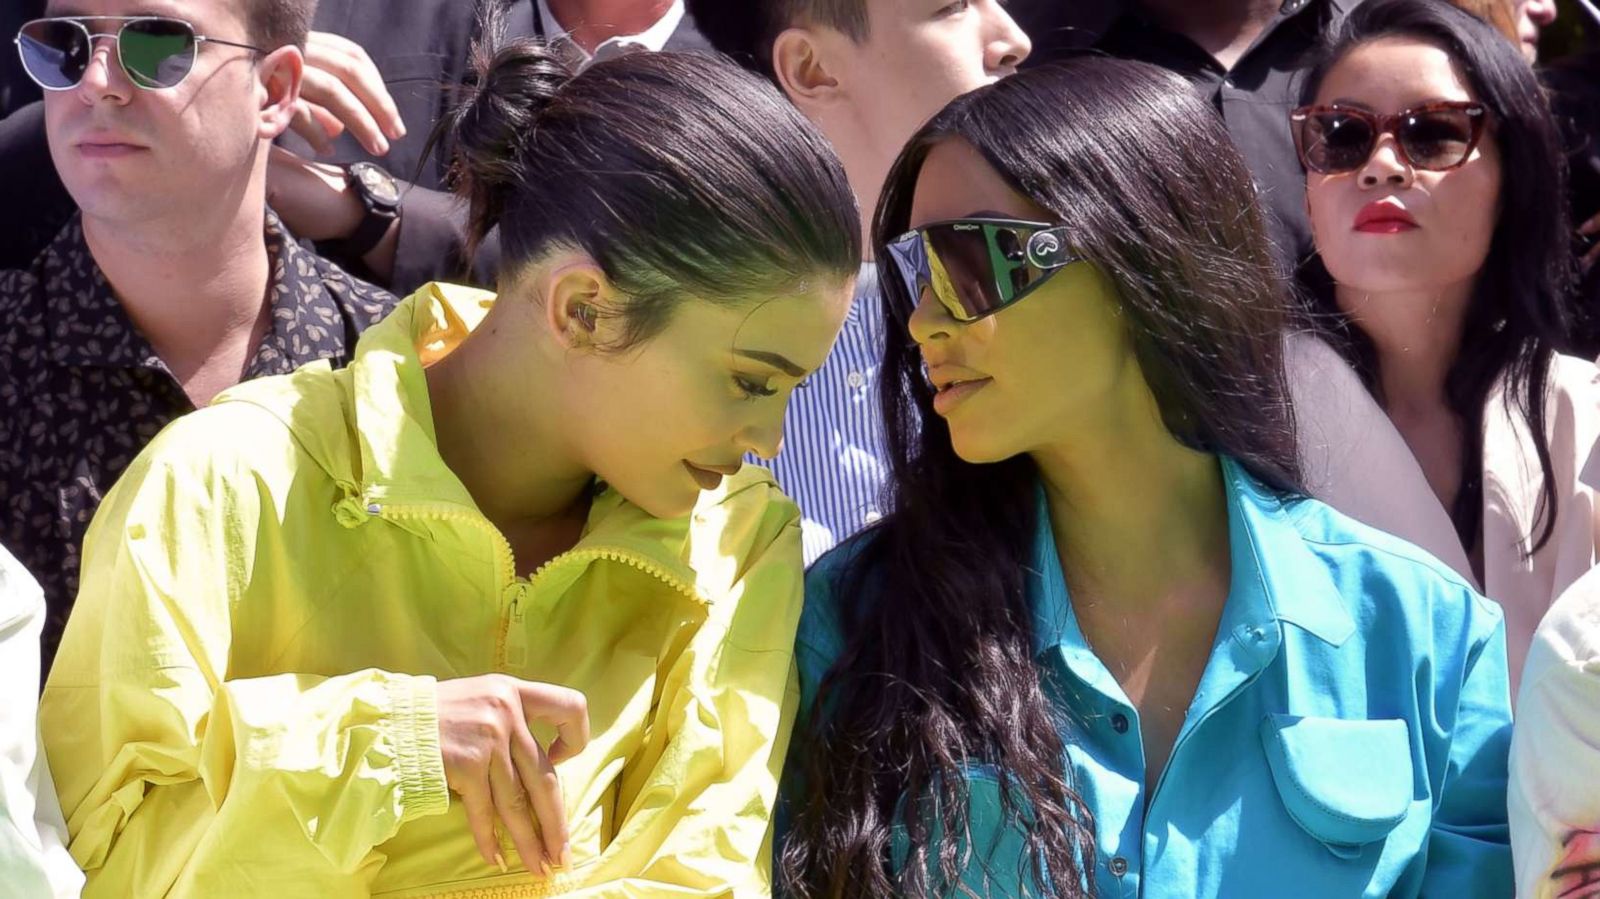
[686,0,1032,563]
[0,0,398,671]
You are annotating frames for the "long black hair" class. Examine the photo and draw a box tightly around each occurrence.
[780,56,1301,898]
[1297,0,1575,555]
[437,3,861,349]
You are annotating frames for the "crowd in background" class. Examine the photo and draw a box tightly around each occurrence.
[1,0,1598,897]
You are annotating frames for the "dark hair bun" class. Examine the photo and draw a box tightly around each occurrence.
[446,4,577,247]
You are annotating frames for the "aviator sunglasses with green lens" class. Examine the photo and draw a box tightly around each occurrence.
[885,218,1082,323]
[15,16,264,91]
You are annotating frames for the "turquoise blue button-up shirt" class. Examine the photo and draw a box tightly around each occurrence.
[792,457,1513,898]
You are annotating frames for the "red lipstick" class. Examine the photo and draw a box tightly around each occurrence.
[1353,200,1418,234]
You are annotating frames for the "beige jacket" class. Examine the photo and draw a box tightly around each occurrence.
[1289,334,1600,691]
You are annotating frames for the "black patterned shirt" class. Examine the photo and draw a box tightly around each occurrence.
[0,211,398,668]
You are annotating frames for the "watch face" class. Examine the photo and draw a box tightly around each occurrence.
[353,163,401,205]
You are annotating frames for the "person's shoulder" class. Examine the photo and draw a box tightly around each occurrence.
[696,464,800,535]
[306,249,401,325]
[0,259,48,367]
[1280,491,1503,638]
[1526,565,1600,672]
[128,366,345,495]
[799,526,886,653]
[0,263,42,316]
[1548,352,1600,399]
[0,542,44,631]
[679,464,806,592]
[807,526,884,594]
[1531,353,1600,461]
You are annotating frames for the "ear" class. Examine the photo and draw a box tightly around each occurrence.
[771,26,844,115]
[256,46,304,141]
[542,259,621,351]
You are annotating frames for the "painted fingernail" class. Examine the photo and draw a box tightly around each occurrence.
[540,859,554,878]
[494,851,509,874]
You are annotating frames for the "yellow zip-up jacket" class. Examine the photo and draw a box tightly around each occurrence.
[40,284,805,898]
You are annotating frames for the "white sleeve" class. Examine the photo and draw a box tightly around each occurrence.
[1509,568,1600,899]
[0,546,84,899]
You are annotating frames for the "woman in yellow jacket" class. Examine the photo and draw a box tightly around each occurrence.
[38,30,861,899]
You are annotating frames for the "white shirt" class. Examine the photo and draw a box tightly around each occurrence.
[535,0,685,66]
[1509,565,1600,899]
[746,266,890,565]
[0,544,82,898]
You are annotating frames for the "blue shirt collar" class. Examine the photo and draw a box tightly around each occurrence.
[1027,456,1355,662]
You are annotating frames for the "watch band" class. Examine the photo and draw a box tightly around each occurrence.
[340,162,401,258]
[344,204,397,258]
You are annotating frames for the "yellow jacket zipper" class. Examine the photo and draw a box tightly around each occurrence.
[363,500,697,671]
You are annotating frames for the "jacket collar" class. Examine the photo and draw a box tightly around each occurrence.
[334,283,710,594]
[1027,456,1355,665]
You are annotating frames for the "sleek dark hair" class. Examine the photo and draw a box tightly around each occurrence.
[781,57,1301,898]
[246,0,314,49]
[685,0,867,77]
[1297,0,1575,554]
[438,4,861,350]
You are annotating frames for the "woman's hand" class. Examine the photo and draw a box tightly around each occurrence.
[436,675,590,873]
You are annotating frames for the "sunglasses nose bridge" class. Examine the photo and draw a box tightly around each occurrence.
[83,32,143,97]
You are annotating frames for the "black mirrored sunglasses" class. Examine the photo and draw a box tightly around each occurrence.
[885,218,1081,323]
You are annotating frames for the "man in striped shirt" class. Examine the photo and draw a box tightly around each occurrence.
[688,0,1032,563]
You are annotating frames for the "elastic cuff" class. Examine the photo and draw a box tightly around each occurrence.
[388,674,450,822]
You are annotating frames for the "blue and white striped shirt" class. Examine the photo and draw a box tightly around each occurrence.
[749,265,890,564]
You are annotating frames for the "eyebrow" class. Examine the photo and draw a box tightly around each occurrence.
[735,349,808,378]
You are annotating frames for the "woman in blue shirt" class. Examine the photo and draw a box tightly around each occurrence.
[777,56,1514,898]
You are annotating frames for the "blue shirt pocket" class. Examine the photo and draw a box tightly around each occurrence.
[1260,714,1414,859]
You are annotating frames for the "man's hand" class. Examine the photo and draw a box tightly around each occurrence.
[290,31,407,157]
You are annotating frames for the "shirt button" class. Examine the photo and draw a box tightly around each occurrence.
[863,510,883,525]
[1222,77,1235,90]
[846,371,865,389]
[1111,713,1129,734]
[1109,856,1129,876]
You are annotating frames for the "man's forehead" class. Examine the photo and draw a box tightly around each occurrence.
[45,0,217,24]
